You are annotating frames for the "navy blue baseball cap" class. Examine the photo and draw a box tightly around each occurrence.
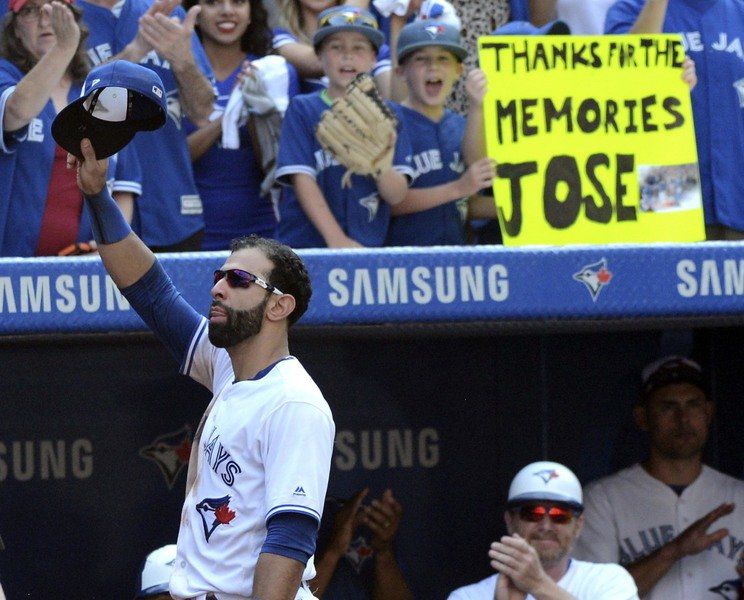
[53,60,167,159]
[313,6,385,52]
[493,19,571,36]
[397,20,468,63]
[640,356,708,401]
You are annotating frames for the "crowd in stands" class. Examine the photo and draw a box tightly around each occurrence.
[0,0,742,254]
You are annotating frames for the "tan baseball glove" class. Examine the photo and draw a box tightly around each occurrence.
[315,73,398,188]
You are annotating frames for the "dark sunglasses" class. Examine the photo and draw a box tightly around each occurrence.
[516,504,579,525]
[213,269,283,295]
[318,10,379,30]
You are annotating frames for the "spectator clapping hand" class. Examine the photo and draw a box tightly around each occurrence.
[364,488,404,554]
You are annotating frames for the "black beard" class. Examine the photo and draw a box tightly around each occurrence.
[208,297,268,348]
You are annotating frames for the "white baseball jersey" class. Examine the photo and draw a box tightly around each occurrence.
[169,318,335,599]
[574,464,744,600]
[447,559,638,599]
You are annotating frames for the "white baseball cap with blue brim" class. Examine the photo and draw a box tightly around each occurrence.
[507,460,583,511]
[53,60,167,159]
[312,6,385,52]
[397,19,468,63]
[493,19,571,36]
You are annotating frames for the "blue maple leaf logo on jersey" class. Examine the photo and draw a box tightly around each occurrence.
[533,469,559,484]
[709,578,742,600]
[196,495,236,542]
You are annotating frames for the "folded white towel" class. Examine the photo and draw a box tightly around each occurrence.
[221,55,291,150]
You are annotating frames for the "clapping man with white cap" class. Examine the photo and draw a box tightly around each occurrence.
[448,461,638,600]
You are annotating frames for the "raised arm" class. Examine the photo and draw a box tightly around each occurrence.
[3,2,79,131]
[72,138,201,362]
[72,139,154,287]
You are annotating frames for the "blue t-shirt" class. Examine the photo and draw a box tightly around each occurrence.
[387,105,467,246]
[274,91,415,248]
[79,0,216,246]
[184,56,300,250]
[606,0,744,230]
[272,28,392,95]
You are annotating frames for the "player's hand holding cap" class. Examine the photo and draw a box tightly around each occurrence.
[52,60,167,159]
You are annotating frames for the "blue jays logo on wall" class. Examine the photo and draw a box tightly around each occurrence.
[709,577,742,599]
[533,469,559,484]
[196,495,236,542]
[139,425,192,489]
[345,535,374,574]
[573,258,613,301]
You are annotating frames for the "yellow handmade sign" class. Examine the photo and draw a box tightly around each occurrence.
[478,35,705,246]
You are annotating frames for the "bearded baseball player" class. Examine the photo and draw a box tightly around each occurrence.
[573,357,744,599]
[448,461,639,600]
[71,132,334,600]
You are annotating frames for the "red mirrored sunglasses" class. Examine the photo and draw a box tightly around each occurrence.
[517,504,579,525]
[213,269,283,295]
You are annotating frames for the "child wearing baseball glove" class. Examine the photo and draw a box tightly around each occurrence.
[274,5,414,248]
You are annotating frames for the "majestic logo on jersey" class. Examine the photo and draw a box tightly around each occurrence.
[293,486,307,497]
[734,78,744,108]
[345,535,374,574]
[533,469,559,484]
[139,425,192,489]
[166,90,182,129]
[359,193,380,222]
[573,258,613,301]
[196,495,236,542]
[709,578,742,600]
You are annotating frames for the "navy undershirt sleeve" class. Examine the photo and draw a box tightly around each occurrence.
[261,512,318,565]
[120,261,202,364]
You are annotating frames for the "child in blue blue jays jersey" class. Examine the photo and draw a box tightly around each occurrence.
[274,6,414,248]
[386,19,495,246]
